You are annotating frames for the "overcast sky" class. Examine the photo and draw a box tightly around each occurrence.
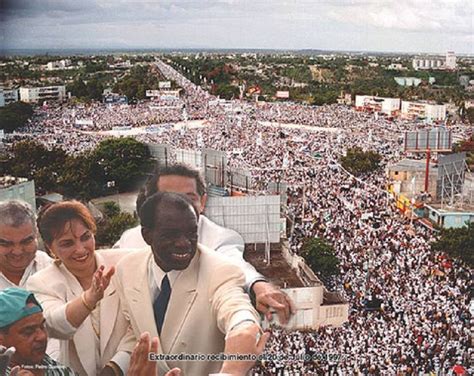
[1,0,473,54]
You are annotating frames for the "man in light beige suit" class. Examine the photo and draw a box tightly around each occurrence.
[115,192,266,376]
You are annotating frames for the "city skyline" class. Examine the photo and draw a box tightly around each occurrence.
[2,0,473,55]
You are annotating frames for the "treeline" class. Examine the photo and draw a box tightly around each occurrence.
[340,148,382,176]
[0,102,34,133]
[167,54,471,107]
[4,137,154,200]
[431,223,474,267]
[113,65,167,100]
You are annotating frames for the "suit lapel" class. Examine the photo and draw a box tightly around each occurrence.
[161,250,200,352]
[126,253,159,338]
[99,285,117,355]
[59,263,96,376]
[96,253,118,356]
[124,252,173,373]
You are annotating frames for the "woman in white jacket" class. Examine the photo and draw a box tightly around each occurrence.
[27,201,130,376]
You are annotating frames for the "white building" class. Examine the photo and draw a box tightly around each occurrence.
[401,101,446,122]
[387,63,406,70]
[394,77,422,87]
[19,85,66,103]
[0,87,19,107]
[412,57,443,70]
[445,51,457,70]
[412,52,457,71]
[46,59,72,71]
[355,95,400,116]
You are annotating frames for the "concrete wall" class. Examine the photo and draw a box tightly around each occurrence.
[262,285,349,330]
[0,180,36,211]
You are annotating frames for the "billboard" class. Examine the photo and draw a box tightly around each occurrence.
[147,143,172,165]
[276,91,290,99]
[75,119,94,126]
[159,81,171,89]
[226,168,253,190]
[146,90,161,97]
[436,152,466,201]
[146,89,180,100]
[202,149,227,187]
[103,94,128,104]
[206,195,281,243]
[202,148,227,168]
[176,149,202,169]
[268,181,288,205]
[404,128,452,152]
[160,90,181,100]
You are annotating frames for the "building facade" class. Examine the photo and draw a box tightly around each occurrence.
[445,51,457,70]
[394,77,422,87]
[412,52,456,71]
[412,58,443,70]
[426,204,474,229]
[401,101,446,122]
[0,87,19,107]
[19,85,66,103]
[355,95,400,116]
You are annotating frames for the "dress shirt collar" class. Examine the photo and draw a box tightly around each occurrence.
[0,251,41,289]
[148,256,181,300]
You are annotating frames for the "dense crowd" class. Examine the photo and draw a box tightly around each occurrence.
[5,59,473,375]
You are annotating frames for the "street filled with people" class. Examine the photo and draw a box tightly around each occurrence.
[4,59,473,375]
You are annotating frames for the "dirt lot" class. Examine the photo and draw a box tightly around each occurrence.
[244,245,304,288]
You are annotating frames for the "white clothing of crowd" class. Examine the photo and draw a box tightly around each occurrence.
[5,59,473,375]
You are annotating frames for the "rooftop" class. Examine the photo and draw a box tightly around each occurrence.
[388,159,438,173]
[427,202,474,214]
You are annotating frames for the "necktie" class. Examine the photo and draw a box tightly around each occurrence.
[153,274,171,335]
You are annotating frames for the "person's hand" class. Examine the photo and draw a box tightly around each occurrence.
[165,368,182,376]
[220,324,270,376]
[10,367,35,376]
[128,332,182,376]
[252,282,295,325]
[84,265,115,307]
[0,345,16,376]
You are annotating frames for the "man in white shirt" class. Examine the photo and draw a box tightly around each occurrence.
[0,200,52,290]
[0,200,58,359]
[115,163,294,324]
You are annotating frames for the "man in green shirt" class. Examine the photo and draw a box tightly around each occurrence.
[0,287,76,376]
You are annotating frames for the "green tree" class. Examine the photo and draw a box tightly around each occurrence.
[214,84,239,100]
[340,147,382,176]
[302,237,340,282]
[95,201,138,247]
[431,222,474,267]
[92,138,153,192]
[0,102,34,133]
[86,78,104,101]
[113,65,160,100]
[57,154,106,200]
[6,141,66,194]
[67,78,88,98]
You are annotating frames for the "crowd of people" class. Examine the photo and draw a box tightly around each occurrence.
[3,58,473,375]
